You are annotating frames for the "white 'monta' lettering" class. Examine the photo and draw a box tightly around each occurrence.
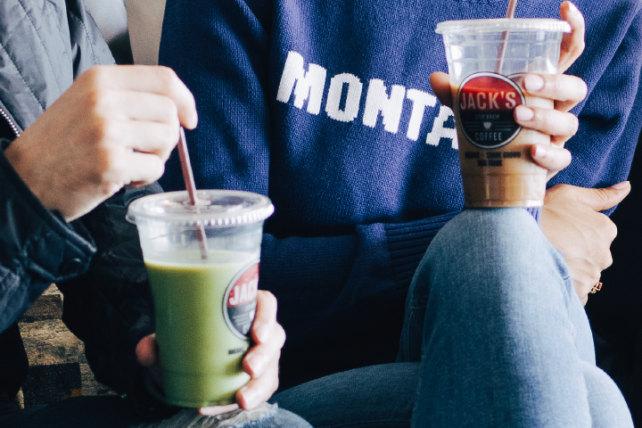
[426,106,458,149]
[405,89,437,141]
[363,79,406,134]
[325,73,363,122]
[276,51,327,115]
[275,50,459,150]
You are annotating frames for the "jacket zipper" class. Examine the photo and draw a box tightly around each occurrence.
[0,106,20,138]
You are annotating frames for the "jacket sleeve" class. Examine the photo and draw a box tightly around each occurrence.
[0,150,95,333]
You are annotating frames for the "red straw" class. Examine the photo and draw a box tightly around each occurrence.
[505,0,518,19]
[177,127,209,259]
[495,0,518,74]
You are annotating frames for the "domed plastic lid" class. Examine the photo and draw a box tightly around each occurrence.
[127,190,274,226]
[436,18,571,34]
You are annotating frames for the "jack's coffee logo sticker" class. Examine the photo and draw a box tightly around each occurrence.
[223,261,259,339]
[456,72,525,150]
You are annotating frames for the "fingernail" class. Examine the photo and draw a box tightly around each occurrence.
[246,353,264,375]
[240,386,257,408]
[524,75,545,91]
[533,145,548,159]
[254,322,269,343]
[515,106,534,121]
[189,112,198,129]
[567,2,579,14]
[612,181,630,189]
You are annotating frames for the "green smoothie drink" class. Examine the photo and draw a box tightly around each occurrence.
[127,190,273,408]
[146,256,258,406]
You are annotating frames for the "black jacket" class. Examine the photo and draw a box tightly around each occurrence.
[0,0,170,418]
[0,0,176,416]
[0,0,111,414]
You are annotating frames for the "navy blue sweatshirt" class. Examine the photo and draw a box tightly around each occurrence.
[159,0,642,389]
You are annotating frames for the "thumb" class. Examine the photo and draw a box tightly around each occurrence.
[430,72,453,108]
[135,334,159,367]
[569,181,631,211]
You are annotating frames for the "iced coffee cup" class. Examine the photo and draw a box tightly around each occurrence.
[127,190,274,408]
[436,19,571,207]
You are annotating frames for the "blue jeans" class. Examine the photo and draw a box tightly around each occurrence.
[273,209,633,427]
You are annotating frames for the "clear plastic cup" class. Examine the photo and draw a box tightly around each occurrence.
[436,19,571,207]
[127,190,274,407]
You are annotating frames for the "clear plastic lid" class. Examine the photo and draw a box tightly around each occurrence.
[436,18,571,34]
[127,190,274,226]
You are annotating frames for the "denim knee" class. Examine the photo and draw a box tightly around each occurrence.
[425,209,570,305]
[399,208,574,362]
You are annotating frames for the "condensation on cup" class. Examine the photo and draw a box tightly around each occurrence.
[436,19,571,207]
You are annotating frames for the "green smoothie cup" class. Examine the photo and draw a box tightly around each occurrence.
[127,190,274,408]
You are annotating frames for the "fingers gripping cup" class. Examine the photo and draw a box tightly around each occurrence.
[127,190,274,408]
[436,19,571,207]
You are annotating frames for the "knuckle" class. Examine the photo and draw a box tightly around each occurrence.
[156,66,180,93]
[86,115,111,147]
[603,252,613,269]
[595,190,611,208]
[537,109,556,133]
[100,146,121,176]
[577,79,588,102]
[260,290,278,308]
[548,74,564,95]
[159,95,179,119]
[567,114,579,137]
[146,159,165,183]
[604,220,618,240]
[530,107,546,127]
[85,87,109,113]
[574,41,586,57]
[83,65,108,84]
[94,118,122,151]
[158,122,177,146]
[276,324,286,348]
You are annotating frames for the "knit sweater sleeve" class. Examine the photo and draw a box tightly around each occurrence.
[549,2,642,198]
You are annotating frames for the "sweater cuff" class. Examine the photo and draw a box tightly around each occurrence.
[0,151,96,282]
[384,211,460,289]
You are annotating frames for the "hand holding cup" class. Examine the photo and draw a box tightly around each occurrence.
[128,190,275,411]
[136,290,285,415]
[431,1,587,183]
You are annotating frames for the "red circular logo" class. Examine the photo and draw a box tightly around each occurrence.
[456,73,525,149]
[223,262,259,339]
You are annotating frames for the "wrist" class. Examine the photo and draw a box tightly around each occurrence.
[5,142,62,219]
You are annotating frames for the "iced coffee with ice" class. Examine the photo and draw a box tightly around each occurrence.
[436,19,570,207]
